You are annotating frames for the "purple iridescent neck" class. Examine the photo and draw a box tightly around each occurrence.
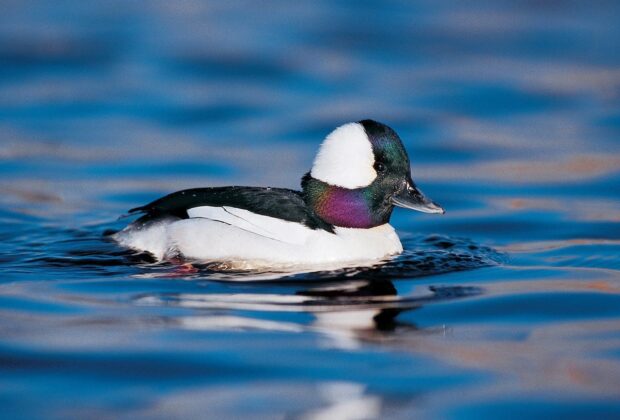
[302,174,392,229]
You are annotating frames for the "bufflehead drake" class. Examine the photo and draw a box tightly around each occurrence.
[114,120,444,269]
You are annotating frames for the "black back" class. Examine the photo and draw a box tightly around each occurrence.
[129,186,334,232]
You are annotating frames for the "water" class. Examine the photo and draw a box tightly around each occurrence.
[1,1,620,418]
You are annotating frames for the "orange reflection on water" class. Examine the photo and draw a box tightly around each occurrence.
[491,197,620,222]
[419,153,620,184]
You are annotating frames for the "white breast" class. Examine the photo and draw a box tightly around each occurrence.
[114,206,403,270]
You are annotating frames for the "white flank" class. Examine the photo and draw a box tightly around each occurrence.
[113,209,403,270]
[310,122,377,189]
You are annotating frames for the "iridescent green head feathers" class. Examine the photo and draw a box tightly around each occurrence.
[303,119,444,229]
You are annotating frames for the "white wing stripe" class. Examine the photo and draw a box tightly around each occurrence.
[186,206,312,245]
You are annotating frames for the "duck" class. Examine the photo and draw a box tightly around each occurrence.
[113,119,444,269]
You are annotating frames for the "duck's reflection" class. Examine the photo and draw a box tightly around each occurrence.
[135,278,479,349]
[296,279,412,350]
[302,381,382,420]
[132,280,479,418]
[300,279,403,329]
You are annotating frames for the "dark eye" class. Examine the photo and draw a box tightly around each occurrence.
[374,162,386,173]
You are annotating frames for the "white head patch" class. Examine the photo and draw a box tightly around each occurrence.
[310,122,377,189]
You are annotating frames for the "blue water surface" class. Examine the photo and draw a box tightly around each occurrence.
[1,1,620,418]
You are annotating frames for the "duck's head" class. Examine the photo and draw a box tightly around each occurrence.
[302,119,444,229]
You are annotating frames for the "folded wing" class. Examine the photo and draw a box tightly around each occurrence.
[127,187,334,244]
